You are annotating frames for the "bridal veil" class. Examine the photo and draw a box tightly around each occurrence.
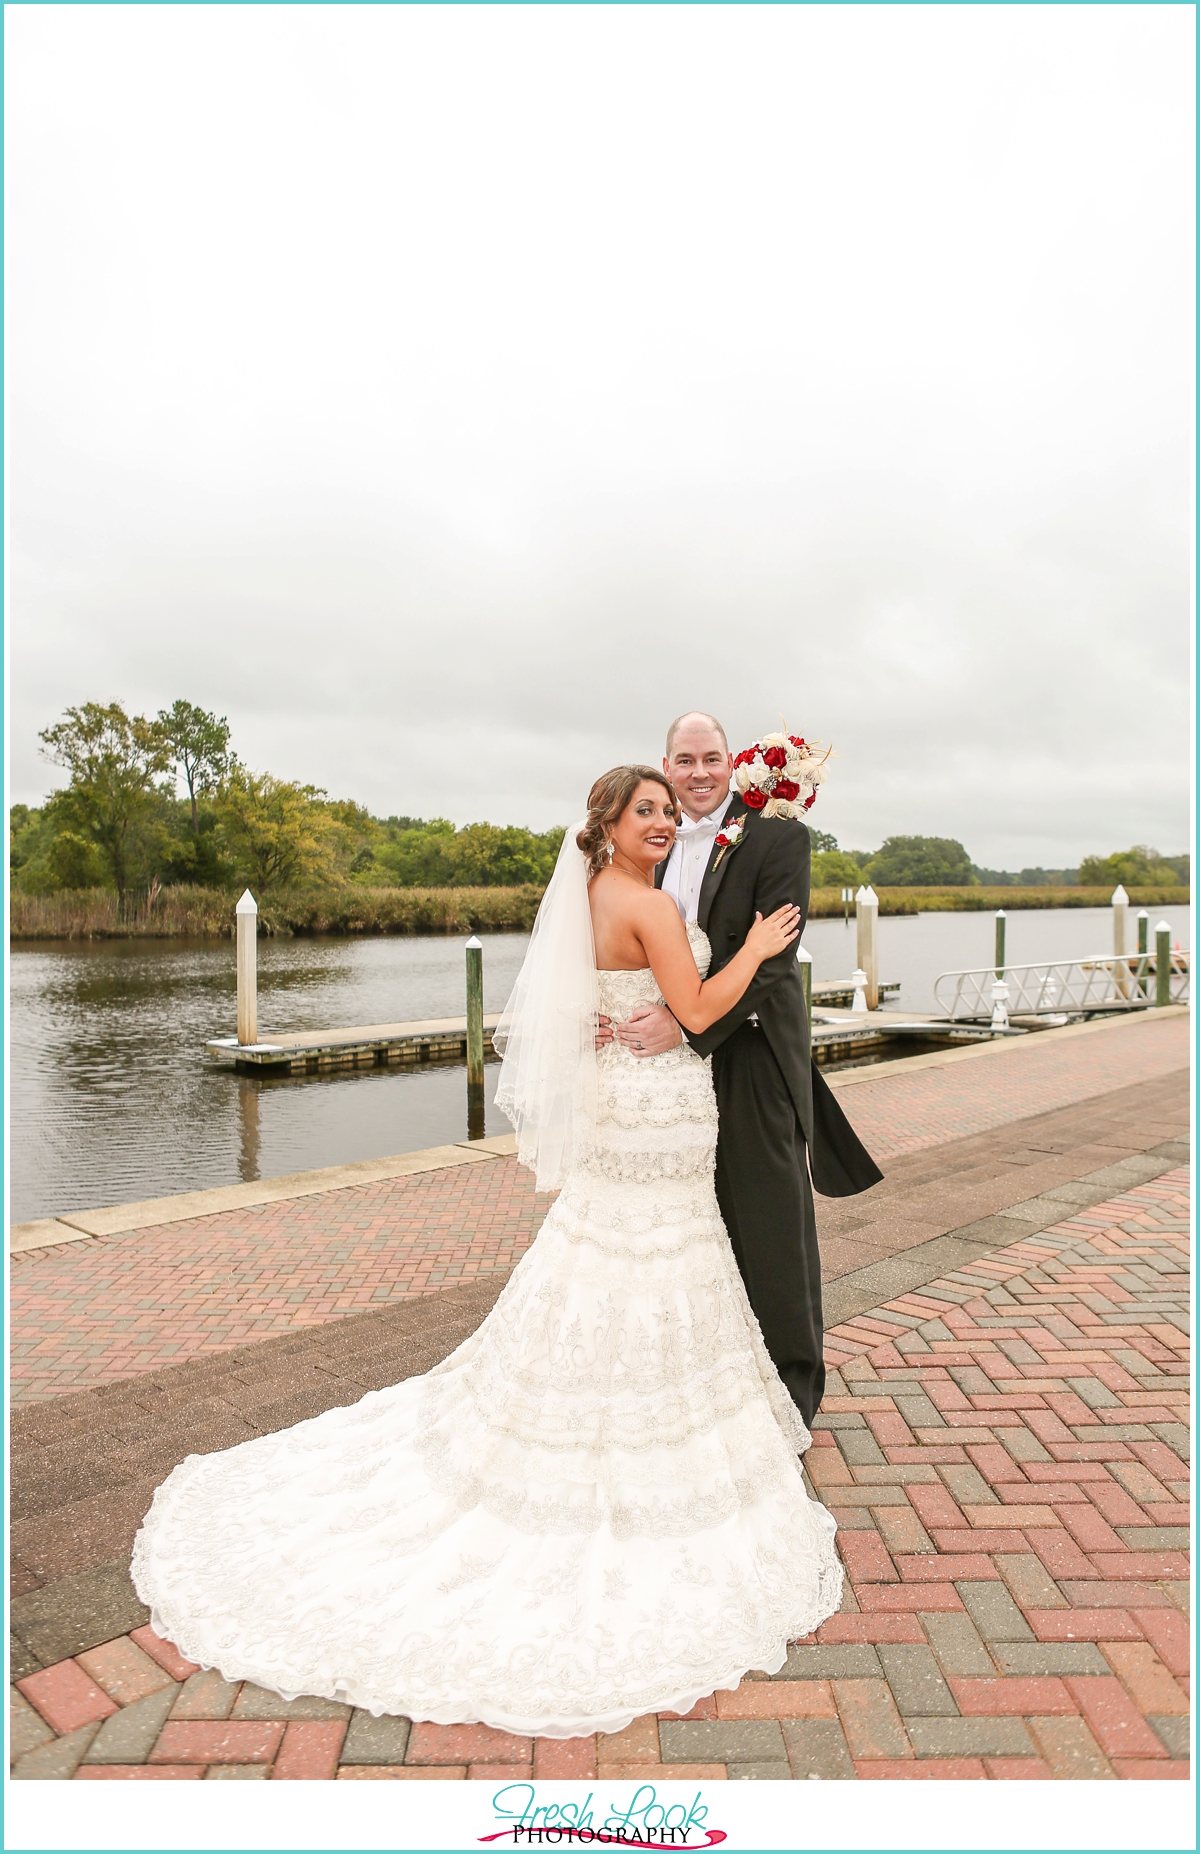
[493,822,600,1191]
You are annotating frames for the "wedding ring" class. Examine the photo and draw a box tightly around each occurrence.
[636,1039,643,1049]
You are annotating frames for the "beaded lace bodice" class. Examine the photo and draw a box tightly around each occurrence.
[132,917,841,1740]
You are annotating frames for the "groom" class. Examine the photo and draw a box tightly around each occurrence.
[612,710,882,1426]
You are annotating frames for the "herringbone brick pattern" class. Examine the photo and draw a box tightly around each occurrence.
[11,1173,1188,1781]
[839,1015,1187,1162]
[10,1161,544,1402]
[10,1015,1188,1405]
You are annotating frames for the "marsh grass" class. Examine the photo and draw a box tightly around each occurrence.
[809,884,1187,917]
[9,884,547,940]
[10,881,1188,940]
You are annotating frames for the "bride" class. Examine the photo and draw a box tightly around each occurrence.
[132,765,844,1738]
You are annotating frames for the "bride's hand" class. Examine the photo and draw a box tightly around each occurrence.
[745,905,801,963]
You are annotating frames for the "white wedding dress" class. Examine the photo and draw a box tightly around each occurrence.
[132,924,843,1737]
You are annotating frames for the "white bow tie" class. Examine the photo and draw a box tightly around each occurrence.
[677,811,722,836]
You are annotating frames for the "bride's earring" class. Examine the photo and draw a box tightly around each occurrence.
[606,840,615,862]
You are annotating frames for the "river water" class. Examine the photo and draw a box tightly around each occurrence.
[10,904,1190,1223]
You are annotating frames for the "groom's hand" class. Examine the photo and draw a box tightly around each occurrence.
[615,1002,683,1057]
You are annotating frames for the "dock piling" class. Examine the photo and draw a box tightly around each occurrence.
[796,944,813,1029]
[465,935,485,1140]
[994,909,1007,978]
[1155,922,1172,1008]
[855,885,879,1010]
[1137,909,1149,996]
[236,890,258,1046]
[1112,883,1131,999]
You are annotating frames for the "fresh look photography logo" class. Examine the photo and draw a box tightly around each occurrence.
[478,1783,727,1848]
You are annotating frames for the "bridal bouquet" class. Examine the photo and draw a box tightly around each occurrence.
[733,732,829,820]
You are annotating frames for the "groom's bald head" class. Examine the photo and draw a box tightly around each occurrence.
[664,712,733,821]
[665,711,728,759]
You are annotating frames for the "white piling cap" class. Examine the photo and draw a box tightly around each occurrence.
[863,885,878,905]
[465,934,483,949]
[1155,920,1172,932]
[795,944,812,963]
[1111,884,1129,905]
[995,908,1007,919]
[851,967,867,983]
[235,889,258,915]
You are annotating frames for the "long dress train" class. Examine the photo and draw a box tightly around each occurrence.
[131,926,843,1737]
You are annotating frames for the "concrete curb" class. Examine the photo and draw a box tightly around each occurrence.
[9,1006,1187,1256]
[823,1002,1189,1089]
[9,1136,518,1253]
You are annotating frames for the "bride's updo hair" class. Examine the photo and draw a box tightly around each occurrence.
[577,766,681,877]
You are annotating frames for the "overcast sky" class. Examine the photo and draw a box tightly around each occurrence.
[7,3,1193,866]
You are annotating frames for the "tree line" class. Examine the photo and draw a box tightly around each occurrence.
[810,833,1188,891]
[9,701,1187,908]
[10,701,565,905]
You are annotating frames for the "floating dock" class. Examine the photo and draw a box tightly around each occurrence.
[206,1015,503,1073]
[202,981,971,1077]
[810,1012,1022,1065]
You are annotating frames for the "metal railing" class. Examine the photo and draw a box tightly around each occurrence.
[934,951,1190,1021]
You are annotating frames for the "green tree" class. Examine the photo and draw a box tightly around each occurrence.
[372,820,458,886]
[10,801,122,893]
[369,819,566,887]
[213,769,341,891]
[158,701,233,832]
[1077,846,1180,888]
[866,835,976,886]
[38,701,173,906]
[450,824,546,886]
[811,849,864,888]
[808,828,839,854]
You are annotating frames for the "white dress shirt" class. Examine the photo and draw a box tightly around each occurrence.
[662,806,728,923]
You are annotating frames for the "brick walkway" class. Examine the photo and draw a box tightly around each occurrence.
[834,1015,1186,1161]
[11,1170,1189,1781]
[9,1014,1188,1404]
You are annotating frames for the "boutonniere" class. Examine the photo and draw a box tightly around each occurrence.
[711,815,746,869]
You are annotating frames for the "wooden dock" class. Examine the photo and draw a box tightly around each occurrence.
[206,1015,503,1073]
[813,978,900,1008]
[202,983,980,1077]
[810,1013,1022,1064]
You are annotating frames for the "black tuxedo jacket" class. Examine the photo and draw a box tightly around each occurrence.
[657,798,882,1198]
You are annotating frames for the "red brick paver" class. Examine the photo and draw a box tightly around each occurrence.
[837,1016,1186,1161]
[8,1150,1189,1781]
[11,1159,546,1402]
[11,1013,1186,1404]
[17,1662,118,1735]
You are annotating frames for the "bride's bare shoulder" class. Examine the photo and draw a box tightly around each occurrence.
[589,871,677,923]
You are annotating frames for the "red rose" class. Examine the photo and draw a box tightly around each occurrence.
[762,745,787,770]
[772,778,800,801]
[742,786,768,809]
[714,831,729,847]
[789,735,807,749]
[733,748,755,767]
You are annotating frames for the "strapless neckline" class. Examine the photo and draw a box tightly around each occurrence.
[597,920,711,980]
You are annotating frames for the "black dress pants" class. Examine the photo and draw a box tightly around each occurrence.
[711,1021,825,1427]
